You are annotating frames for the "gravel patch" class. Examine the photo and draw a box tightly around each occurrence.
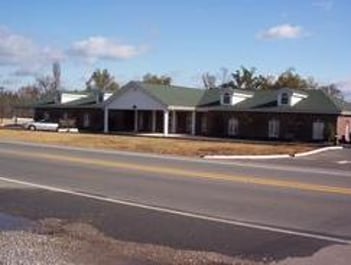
[0,231,76,265]
[1,218,349,265]
[274,244,351,265]
[0,218,263,265]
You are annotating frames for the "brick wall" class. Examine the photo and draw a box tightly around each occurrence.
[337,116,351,142]
[201,111,338,142]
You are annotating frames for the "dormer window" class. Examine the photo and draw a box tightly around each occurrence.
[281,92,289,105]
[220,89,253,105]
[223,92,231,105]
[278,88,308,106]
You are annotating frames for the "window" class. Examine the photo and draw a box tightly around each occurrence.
[201,115,207,134]
[185,113,192,133]
[281,92,289,105]
[228,118,239,136]
[312,121,325,140]
[222,92,231,105]
[268,119,280,138]
[83,113,90,128]
[43,112,50,121]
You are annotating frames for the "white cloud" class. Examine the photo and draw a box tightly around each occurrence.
[258,24,306,40]
[0,26,148,78]
[313,0,334,11]
[0,27,37,66]
[11,68,40,77]
[0,26,64,76]
[68,36,147,62]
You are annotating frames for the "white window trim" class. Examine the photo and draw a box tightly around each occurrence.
[228,117,239,136]
[280,92,290,105]
[268,119,280,138]
[83,113,90,128]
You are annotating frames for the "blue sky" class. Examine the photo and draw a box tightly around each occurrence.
[0,0,350,97]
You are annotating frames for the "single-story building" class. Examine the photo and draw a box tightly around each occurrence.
[32,81,351,142]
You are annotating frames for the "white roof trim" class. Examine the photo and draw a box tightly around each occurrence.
[168,106,196,111]
[232,92,253,98]
[292,92,308,99]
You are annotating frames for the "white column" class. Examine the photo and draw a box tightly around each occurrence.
[163,110,169,136]
[152,110,157,132]
[104,108,109,133]
[134,109,138,132]
[171,111,177,133]
[191,111,196,135]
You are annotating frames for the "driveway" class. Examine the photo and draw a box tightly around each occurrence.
[234,147,351,171]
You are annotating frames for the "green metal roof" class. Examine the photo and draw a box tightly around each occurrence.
[198,88,350,114]
[137,82,204,107]
[30,82,351,115]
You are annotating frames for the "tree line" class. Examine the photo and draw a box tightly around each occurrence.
[0,64,344,119]
[202,66,343,99]
[0,64,173,118]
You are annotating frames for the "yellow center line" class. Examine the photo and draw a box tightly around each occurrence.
[2,149,351,196]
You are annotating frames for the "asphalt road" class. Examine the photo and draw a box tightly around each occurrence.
[234,147,351,171]
[0,140,351,261]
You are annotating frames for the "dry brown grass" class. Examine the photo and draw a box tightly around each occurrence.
[0,129,313,157]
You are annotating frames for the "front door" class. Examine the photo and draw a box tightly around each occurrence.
[313,121,325,140]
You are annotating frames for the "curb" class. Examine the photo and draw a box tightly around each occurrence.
[293,146,343,157]
[58,128,79,133]
[203,146,343,160]
[203,154,291,160]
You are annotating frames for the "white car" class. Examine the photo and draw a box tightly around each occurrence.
[24,119,60,132]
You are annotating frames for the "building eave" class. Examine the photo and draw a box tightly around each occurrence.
[168,106,196,111]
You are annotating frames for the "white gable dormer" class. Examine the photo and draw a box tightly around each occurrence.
[278,88,308,107]
[61,93,88,104]
[220,88,253,106]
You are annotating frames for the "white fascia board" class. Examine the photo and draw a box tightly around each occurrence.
[233,92,253,98]
[168,106,196,111]
[292,92,308,99]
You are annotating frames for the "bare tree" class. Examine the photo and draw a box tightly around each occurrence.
[35,75,55,94]
[52,61,61,91]
[220,67,230,84]
[202,72,217,89]
[320,83,344,100]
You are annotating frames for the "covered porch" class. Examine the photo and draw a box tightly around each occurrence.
[104,108,196,136]
[102,81,199,136]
